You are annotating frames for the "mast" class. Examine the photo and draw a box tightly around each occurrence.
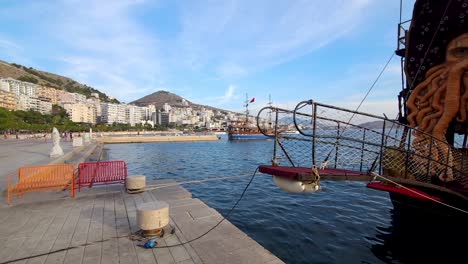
[244,93,249,123]
[268,94,272,128]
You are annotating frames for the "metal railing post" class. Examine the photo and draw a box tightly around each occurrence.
[360,129,367,172]
[426,136,433,178]
[272,110,279,166]
[379,121,386,175]
[404,129,412,179]
[335,122,340,169]
[312,103,317,166]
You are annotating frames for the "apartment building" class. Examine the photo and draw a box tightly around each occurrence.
[0,90,16,110]
[101,103,127,124]
[16,94,52,114]
[0,78,38,97]
[36,86,59,105]
[63,103,96,124]
[126,105,148,126]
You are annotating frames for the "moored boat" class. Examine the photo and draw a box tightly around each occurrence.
[228,94,273,140]
[256,0,468,218]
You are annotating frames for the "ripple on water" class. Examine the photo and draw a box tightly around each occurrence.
[105,140,465,264]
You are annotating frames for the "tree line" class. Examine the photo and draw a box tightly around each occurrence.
[0,106,173,133]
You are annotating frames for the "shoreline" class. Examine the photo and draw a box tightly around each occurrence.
[96,135,219,144]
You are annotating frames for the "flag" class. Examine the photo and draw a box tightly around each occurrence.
[249,98,255,103]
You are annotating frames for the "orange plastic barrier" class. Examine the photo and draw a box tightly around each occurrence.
[7,164,75,205]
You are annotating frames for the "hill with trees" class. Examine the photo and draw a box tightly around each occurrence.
[0,60,119,103]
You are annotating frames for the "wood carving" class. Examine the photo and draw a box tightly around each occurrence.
[407,34,468,181]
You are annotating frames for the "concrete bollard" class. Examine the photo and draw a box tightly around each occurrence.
[137,201,169,236]
[73,137,83,147]
[83,133,90,144]
[126,175,146,193]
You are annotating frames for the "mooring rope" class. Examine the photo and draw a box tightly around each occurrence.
[143,173,253,191]
[371,172,468,214]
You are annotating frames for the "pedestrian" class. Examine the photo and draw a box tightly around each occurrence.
[70,132,73,140]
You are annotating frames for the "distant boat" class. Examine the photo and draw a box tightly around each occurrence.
[228,120,272,140]
[228,94,273,140]
[280,130,299,135]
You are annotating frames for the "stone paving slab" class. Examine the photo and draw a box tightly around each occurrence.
[0,139,74,189]
[0,181,284,264]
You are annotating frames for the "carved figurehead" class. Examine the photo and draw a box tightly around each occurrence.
[404,0,468,181]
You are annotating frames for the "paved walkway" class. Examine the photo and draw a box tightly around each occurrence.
[0,139,74,190]
[0,182,284,264]
[0,140,284,263]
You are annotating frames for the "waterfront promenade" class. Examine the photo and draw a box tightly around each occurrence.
[0,138,284,263]
[0,138,74,191]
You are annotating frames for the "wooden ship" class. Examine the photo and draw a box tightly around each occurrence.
[256,0,468,217]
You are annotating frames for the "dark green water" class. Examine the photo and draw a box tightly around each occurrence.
[105,137,467,264]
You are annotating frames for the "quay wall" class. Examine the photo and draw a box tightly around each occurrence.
[96,135,219,144]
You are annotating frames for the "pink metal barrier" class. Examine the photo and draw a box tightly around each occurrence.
[77,160,127,191]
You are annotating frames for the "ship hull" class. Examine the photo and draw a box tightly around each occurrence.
[367,182,468,218]
[228,133,272,140]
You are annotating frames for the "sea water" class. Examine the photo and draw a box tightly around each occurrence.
[105,136,467,264]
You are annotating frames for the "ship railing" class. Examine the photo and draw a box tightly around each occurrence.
[257,100,468,189]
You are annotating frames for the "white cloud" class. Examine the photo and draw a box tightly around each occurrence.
[0,0,161,101]
[202,84,239,106]
[175,0,374,78]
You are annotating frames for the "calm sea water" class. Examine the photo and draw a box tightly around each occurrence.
[105,136,467,264]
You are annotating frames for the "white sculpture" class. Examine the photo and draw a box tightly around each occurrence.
[50,127,64,158]
[89,128,93,140]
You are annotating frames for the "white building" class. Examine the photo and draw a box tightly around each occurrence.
[163,103,171,113]
[63,103,97,124]
[126,105,151,126]
[0,78,38,97]
[16,95,52,114]
[72,93,87,103]
[101,103,127,124]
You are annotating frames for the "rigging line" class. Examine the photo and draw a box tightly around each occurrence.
[371,172,468,214]
[321,52,395,163]
[0,168,259,264]
[144,174,254,190]
[403,0,453,100]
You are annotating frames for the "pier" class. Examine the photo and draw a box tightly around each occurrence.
[0,139,283,264]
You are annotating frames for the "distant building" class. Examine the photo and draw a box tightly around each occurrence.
[101,103,127,124]
[152,109,169,126]
[163,103,171,113]
[36,86,59,105]
[16,95,52,114]
[0,90,16,110]
[0,78,37,97]
[63,103,96,124]
[91,92,100,99]
[126,105,147,126]
[57,91,75,104]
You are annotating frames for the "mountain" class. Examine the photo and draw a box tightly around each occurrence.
[358,120,402,130]
[131,90,234,114]
[0,60,118,103]
[130,90,189,108]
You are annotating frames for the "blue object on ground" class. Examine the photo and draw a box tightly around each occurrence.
[143,239,156,248]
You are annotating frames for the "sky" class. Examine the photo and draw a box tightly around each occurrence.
[0,0,416,117]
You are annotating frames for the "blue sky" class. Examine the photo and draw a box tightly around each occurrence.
[0,0,415,116]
